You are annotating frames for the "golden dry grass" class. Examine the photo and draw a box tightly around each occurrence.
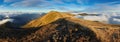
[23,11,74,28]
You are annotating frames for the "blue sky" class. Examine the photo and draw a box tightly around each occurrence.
[0,0,120,13]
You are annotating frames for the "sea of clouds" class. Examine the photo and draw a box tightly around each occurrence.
[0,12,45,26]
[75,13,120,25]
[0,12,120,25]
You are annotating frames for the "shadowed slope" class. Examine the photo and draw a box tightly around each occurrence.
[0,18,119,42]
[0,18,101,42]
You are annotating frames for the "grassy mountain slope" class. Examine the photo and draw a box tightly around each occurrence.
[0,11,119,42]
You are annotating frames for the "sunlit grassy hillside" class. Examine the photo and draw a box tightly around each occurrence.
[23,11,74,28]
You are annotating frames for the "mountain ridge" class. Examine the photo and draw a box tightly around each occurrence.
[23,11,74,28]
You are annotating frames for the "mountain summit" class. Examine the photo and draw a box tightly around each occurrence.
[23,11,74,28]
